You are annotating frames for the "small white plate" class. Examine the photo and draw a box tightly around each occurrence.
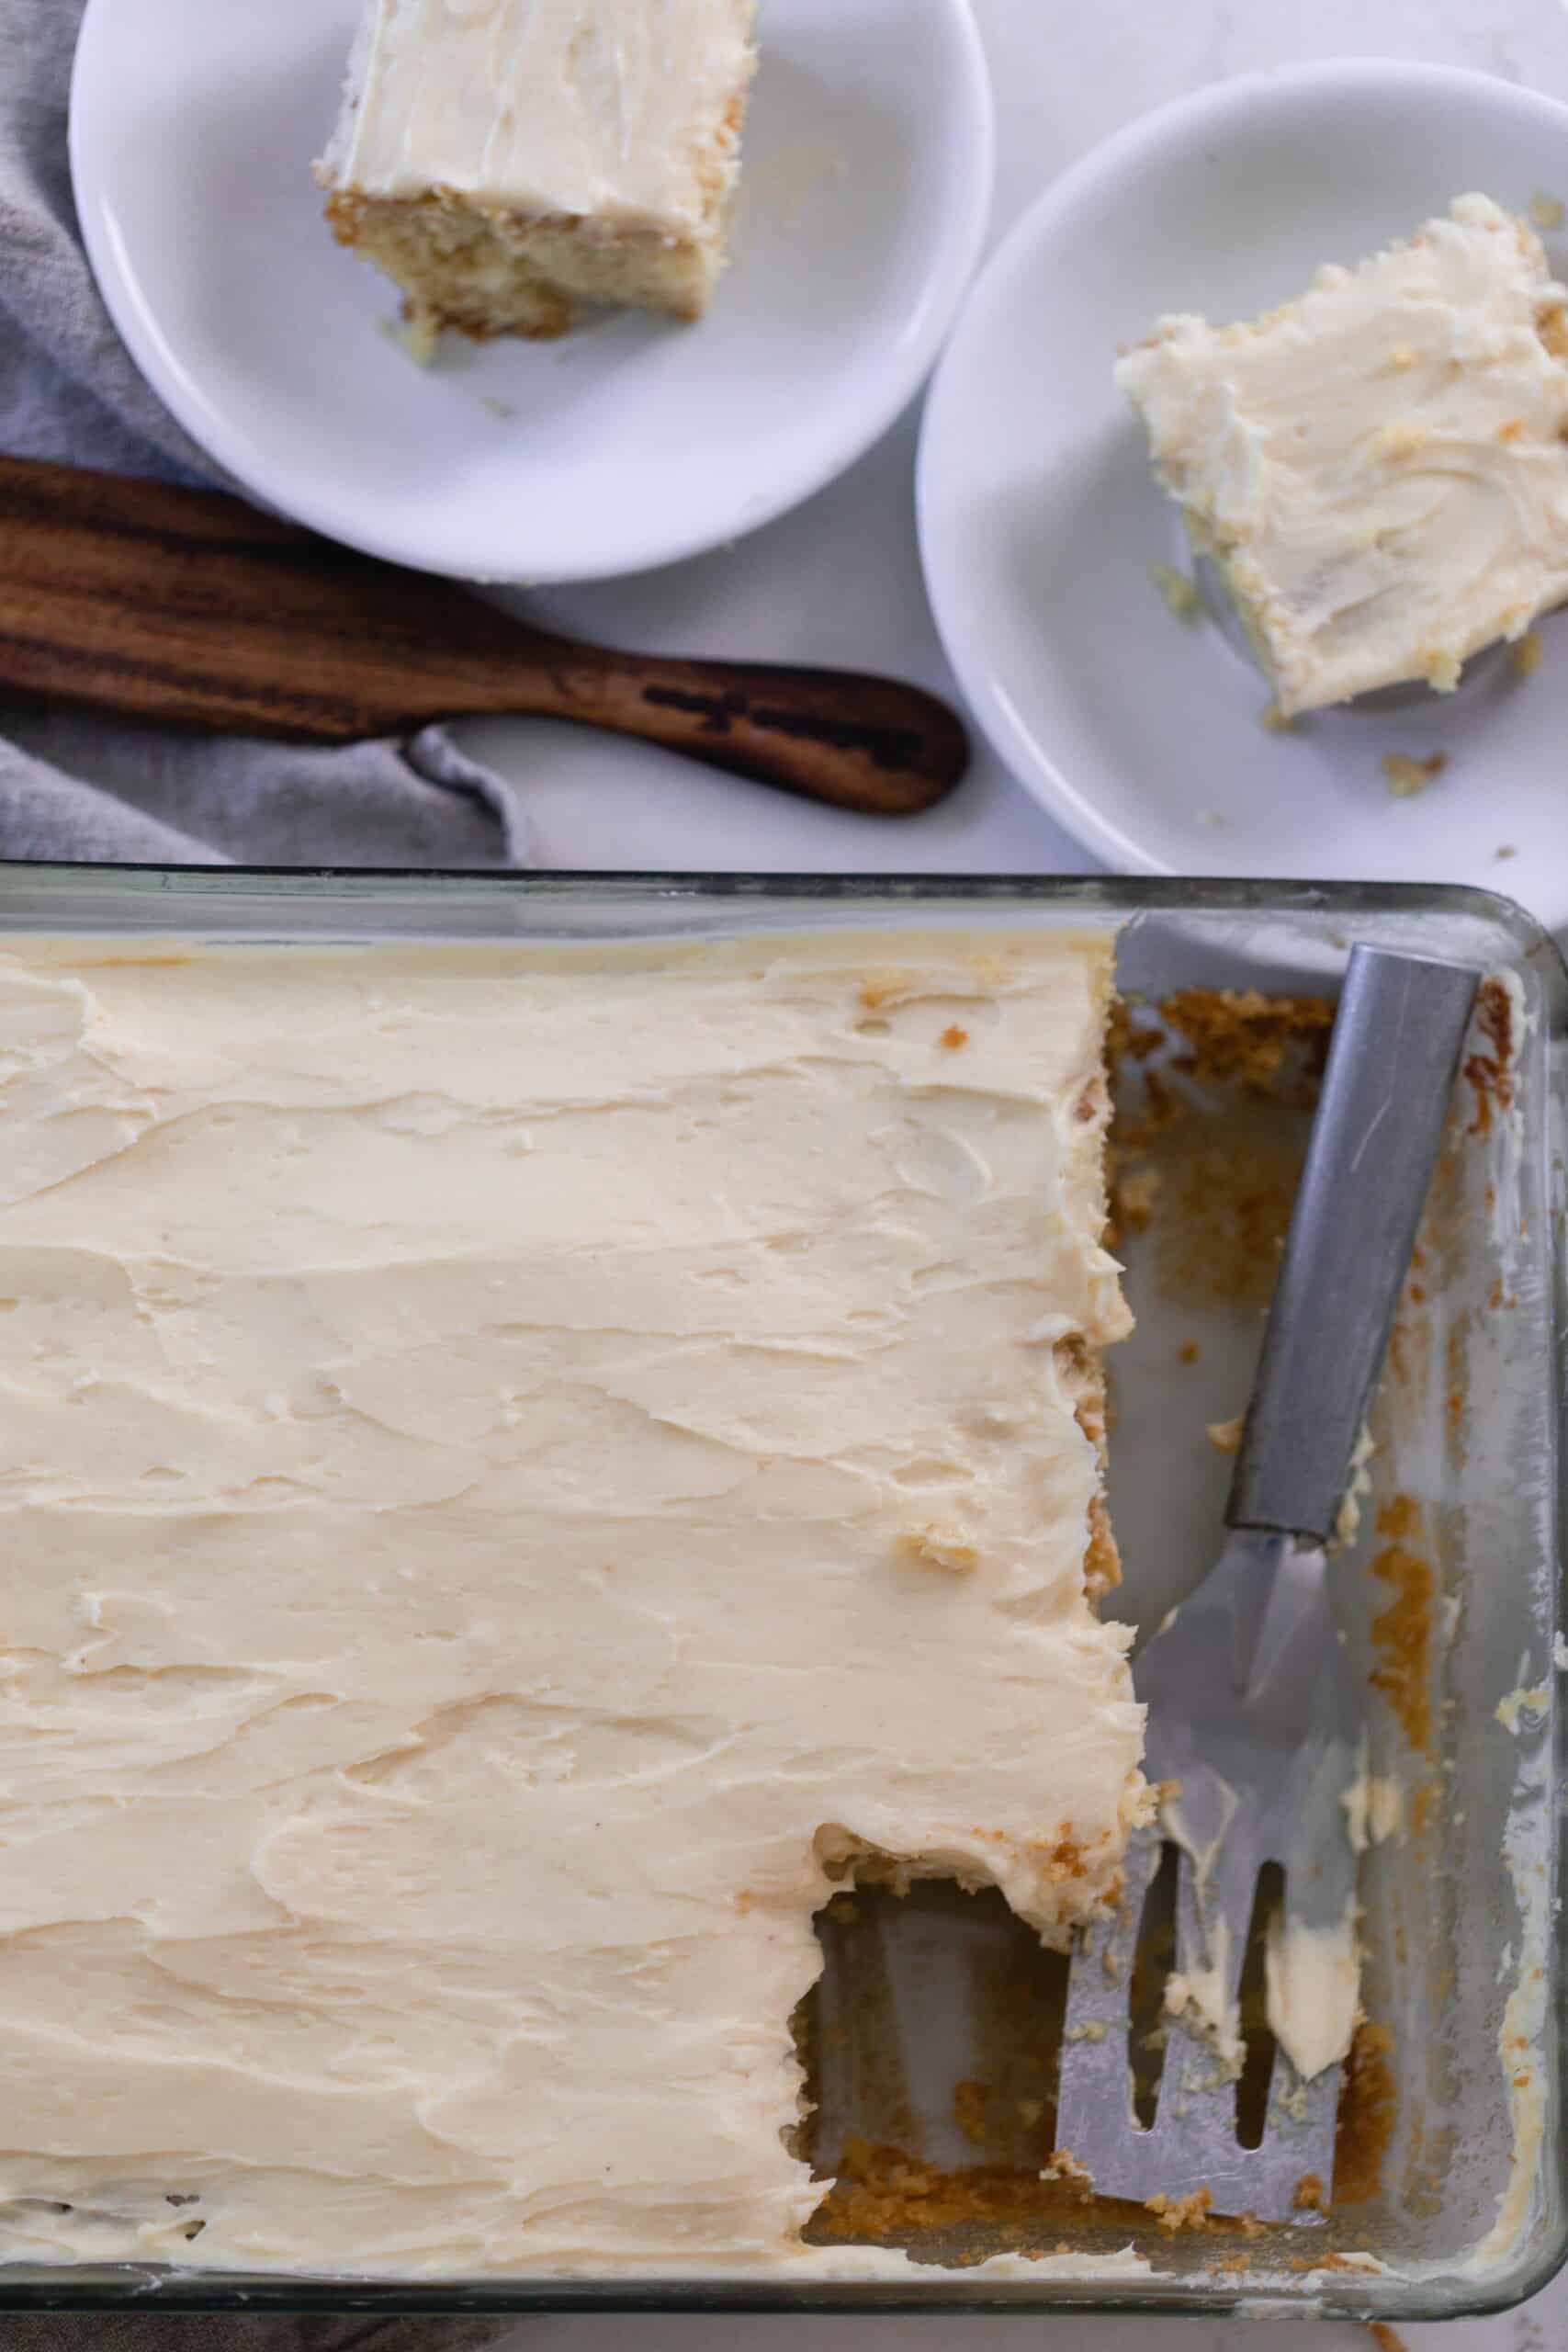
[918,59,1568,933]
[71,0,992,585]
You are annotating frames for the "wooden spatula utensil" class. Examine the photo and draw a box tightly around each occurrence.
[0,457,968,820]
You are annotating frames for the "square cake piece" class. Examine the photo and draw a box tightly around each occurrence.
[1117,195,1568,715]
[0,929,1142,2279]
[318,0,760,345]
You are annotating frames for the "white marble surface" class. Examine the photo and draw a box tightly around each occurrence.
[465,3,1567,2342]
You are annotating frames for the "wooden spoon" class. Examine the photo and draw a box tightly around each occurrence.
[0,457,968,819]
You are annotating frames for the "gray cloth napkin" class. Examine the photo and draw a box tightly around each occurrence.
[0,0,531,867]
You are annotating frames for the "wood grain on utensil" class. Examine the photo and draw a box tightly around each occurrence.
[0,457,968,819]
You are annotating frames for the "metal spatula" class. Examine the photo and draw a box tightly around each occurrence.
[1056,946,1480,2222]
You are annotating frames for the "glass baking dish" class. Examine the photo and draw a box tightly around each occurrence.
[0,865,1558,2324]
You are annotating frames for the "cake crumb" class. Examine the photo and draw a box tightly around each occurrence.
[1464,977,1517,1137]
[1511,630,1543,678]
[1369,1504,1435,1754]
[1145,2188,1213,2234]
[1378,419,1428,459]
[1153,562,1201,620]
[1496,1681,1551,1733]
[1116,1164,1162,1234]
[1529,190,1565,231]
[953,2078,991,2149]
[1495,844,1517,861]
[940,1024,970,1051]
[1177,1340,1200,1364]
[897,1527,978,1577]
[1292,2171,1327,2212]
[1382,752,1448,799]
[1365,2324,1411,2352]
[480,395,516,420]
[378,311,438,366]
[1041,2148,1093,2188]
[1206,1415,1244,1455]
[1334,2021,1397,2206]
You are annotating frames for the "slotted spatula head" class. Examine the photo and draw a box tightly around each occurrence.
[1055,947,1482,2225]
[1056,1532,1361,2220]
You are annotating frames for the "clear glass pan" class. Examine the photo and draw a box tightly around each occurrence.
[0,865,1558,2322]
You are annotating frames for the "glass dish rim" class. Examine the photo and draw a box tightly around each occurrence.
[0,857,1557,926]
[0,862,1558,2320]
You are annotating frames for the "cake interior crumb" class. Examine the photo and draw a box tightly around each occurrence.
[1382,752,1448,800]
[1152,562,1202,620]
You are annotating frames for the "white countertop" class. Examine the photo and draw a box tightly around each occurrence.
[471,2,1567,2342]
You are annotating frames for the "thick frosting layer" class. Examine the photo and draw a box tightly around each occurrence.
[1118,195,1568,714]
[0,930,1141,2280]
[321,0,758,233]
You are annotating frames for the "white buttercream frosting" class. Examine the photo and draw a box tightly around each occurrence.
[1263,1908,1360,2085]
[1159,1780,1360,2087]
[1118,194,1568,715]
[321,0,759,234]
[0,930,1141,2280]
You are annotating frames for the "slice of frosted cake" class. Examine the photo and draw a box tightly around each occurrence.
[318,0,760,346]
[1117,195,1568,715]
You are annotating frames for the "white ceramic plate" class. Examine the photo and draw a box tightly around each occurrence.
[919,60,1568,933]
[71,0,992,585]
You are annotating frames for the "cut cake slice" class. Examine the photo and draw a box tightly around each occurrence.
[318,0,760,345]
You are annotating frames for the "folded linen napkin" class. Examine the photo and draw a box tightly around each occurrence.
[0,0,530,868]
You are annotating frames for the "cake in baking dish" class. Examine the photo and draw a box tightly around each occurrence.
[0,927,1142,2278]
[1118,195,1568,716]
[317,0,760,346]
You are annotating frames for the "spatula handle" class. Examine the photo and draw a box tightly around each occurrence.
[0,456,968,819]
[1228,946,1481,1546]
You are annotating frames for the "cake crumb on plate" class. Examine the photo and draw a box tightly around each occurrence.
[1152,562,1201,619]
[1382,752,1448,799]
